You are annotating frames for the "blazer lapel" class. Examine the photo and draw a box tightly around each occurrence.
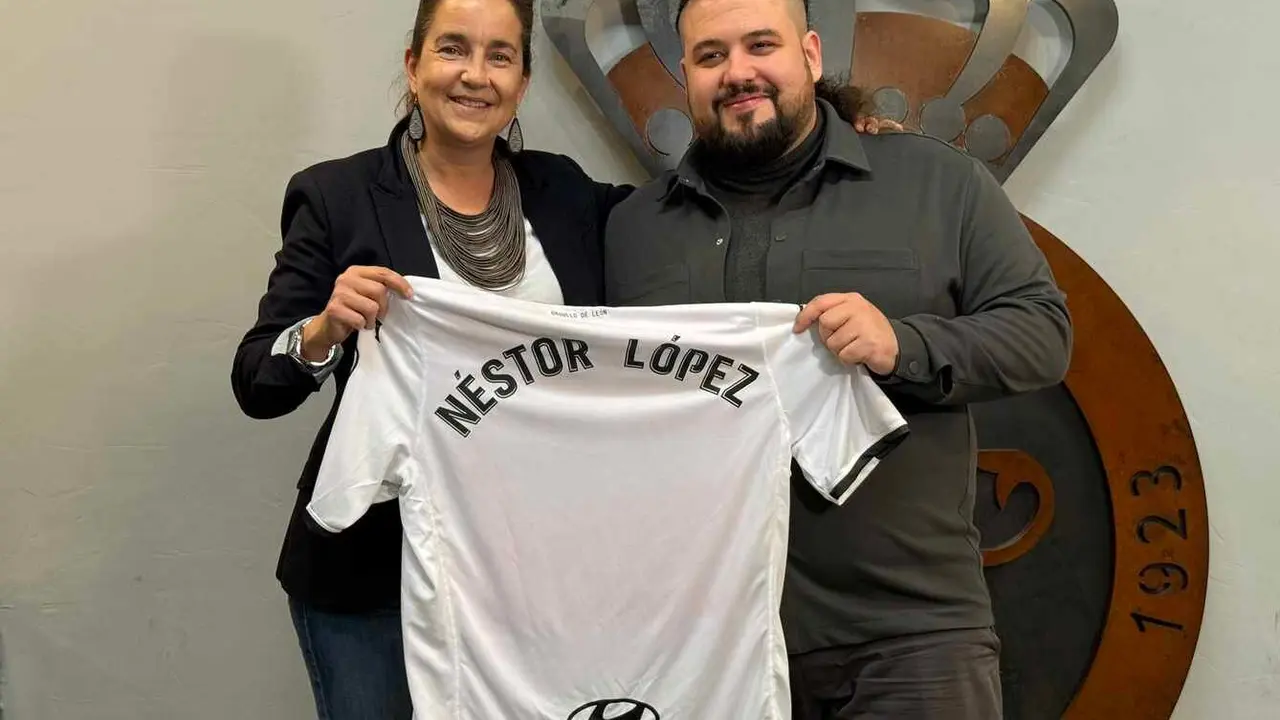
[372,127,439,279]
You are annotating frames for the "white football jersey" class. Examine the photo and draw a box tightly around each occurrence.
[308,277,908,720]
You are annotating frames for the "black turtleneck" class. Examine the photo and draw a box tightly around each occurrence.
[699,109,827,303]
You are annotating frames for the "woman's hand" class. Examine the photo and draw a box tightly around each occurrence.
[853,115,906,135]
[301,266,413,360]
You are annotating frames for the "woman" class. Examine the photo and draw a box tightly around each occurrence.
[231,0,897,717]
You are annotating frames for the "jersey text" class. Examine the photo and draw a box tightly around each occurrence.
[623,338,759,407]
[435,337,595,437]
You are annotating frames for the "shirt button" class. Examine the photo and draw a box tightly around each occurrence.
[715,237,725,246]
[908,361,921,374]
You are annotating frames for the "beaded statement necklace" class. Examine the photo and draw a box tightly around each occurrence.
[401,132,526,290]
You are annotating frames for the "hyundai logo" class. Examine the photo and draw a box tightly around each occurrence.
[565,698,661,720]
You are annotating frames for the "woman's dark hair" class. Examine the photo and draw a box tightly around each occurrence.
[398,0,535,115]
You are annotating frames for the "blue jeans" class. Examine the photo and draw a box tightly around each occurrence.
[288,597,412,720]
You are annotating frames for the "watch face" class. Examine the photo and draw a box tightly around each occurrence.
[292,325,335,369]
[290,326,320,366]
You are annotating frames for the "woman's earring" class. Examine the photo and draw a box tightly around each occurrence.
[507,116,523,153]
[408,99,425,143]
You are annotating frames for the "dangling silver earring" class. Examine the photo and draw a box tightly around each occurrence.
[408,97,425,143]
[507,116,523,153]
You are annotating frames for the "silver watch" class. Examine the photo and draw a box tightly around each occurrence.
[287,319,338,370]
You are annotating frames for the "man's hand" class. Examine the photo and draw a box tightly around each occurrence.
[301,266,413,360]
[793,293,899,376]
[853,115,905,135]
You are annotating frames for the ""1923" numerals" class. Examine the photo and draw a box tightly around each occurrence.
[1127,465,1189,634]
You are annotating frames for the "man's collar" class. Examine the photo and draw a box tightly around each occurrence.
[661,97,873,201]
[818,97,873,174]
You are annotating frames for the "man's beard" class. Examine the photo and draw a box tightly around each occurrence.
[693,80,814,174]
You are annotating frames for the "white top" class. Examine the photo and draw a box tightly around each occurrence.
[309,277,909,720]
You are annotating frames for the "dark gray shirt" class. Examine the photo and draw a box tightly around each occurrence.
[602,99,1072,652]
[704,109,828,302]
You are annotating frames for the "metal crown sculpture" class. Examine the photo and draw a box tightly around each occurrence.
[541,0,1119,182]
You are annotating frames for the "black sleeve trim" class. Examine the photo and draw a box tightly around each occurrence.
[829,423,911,500]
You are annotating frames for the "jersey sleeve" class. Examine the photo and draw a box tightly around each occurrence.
[306,311,423,534]
[764,317,910,505]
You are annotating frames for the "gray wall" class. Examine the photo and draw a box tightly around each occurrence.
[1,0,1277,718]
[0,3,639,718]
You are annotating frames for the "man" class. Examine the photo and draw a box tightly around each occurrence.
[602,0,1073,717]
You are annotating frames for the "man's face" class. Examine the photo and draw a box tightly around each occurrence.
[678,0,823,167]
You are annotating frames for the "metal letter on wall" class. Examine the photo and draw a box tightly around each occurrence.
[544,1,1209,718]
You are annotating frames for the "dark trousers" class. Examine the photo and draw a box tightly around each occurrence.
[789,628,1003,720]
[288,597,412,720]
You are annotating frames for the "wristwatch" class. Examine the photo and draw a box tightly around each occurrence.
[287,318,338,372]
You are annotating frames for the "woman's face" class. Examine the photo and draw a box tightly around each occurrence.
[406,0,529,149]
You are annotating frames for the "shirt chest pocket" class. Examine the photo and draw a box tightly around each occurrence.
[799,249,921,320]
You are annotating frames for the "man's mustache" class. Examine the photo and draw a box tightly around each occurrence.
[713,82,780,111]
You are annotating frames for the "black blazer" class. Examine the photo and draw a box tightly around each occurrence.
[232,117,634,611]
